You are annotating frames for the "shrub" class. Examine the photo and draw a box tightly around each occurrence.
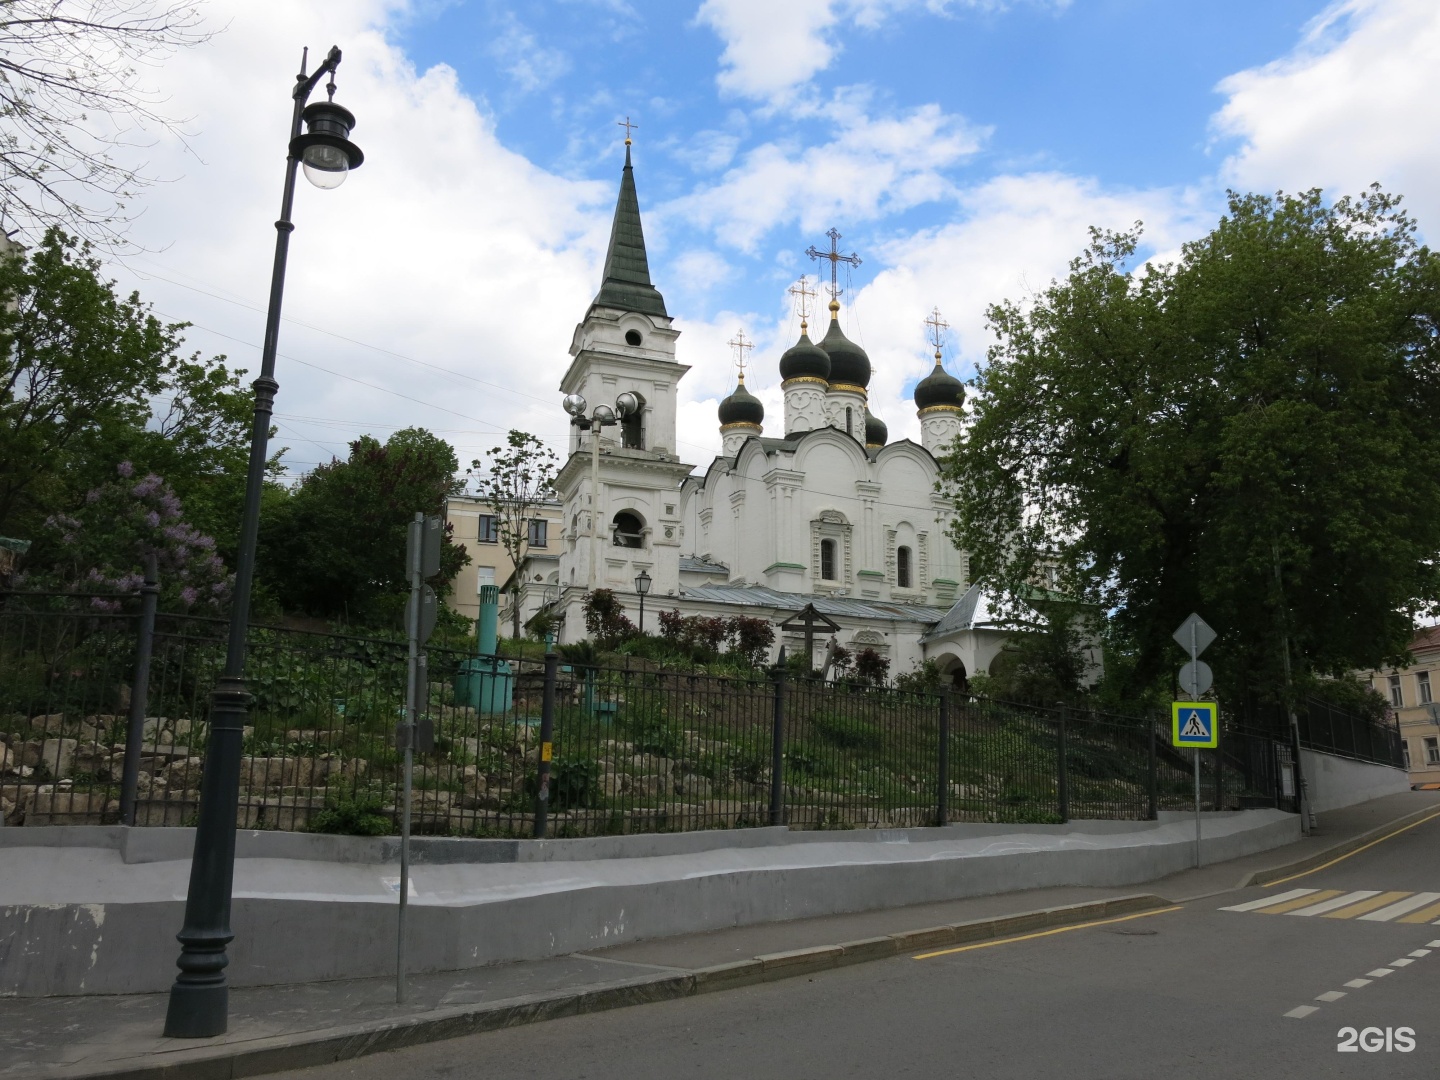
[621,698,683,758]
[309,790,392,836]
[584,589,634,646]
[854,648,890,687]
[809,709,885,752]
[894,659,944,694]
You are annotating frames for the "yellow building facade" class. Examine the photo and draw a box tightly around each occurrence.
[1363,625,1440,786]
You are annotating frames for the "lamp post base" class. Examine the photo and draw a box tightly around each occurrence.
[163,979,229,1038]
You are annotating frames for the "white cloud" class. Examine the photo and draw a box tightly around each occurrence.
[664,98,987,250]
[106,0,614,476]
[1213,0,1440,236]
[489,12,571,93]
[697,0,1069,105]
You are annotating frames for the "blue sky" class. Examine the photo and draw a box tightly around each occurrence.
[98,0,1440,473]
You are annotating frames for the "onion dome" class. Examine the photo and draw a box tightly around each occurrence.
[818,299,871,390]
[914,353,965,412]
[718,374,764,429]
[864,408,888,449]
[779,322,831,384]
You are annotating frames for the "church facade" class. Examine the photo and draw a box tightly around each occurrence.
[520,146,1009,686]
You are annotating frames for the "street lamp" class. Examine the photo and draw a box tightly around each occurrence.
[563,391,641,592]
[163,45,363,1041]
[634,568,652,633]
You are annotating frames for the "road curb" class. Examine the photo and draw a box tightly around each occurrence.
[1237,804,1440,888]
[20,894,1171,1080]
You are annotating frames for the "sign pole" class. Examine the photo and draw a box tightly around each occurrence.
[1189,623,1202,868]
[397,513,421,1004]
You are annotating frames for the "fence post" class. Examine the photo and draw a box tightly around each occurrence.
[769,652,786,827]
[1147,721,1158,821]
[533,651,558,839]
[1055,704,1069,824]
[936,688,950,827]
[119,554,160,827]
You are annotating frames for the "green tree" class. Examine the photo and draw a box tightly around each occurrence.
[941,187,1440,718]
[0,229,252,559]
[471,430,558,639]
[259,427,468,624]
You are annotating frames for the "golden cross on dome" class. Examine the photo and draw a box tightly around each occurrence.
[728,329,754,381]
[617,116,638,145]
[805,227,862,301]
[925,307,950,359]
[788,276,817,329]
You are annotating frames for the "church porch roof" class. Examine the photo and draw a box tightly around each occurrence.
[679,583,947,625]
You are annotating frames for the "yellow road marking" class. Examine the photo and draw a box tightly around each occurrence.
[1320,891,1413,920]
[912,906,1184,961]
[1255,889,1345,915]
[1398,900,1440,924]
[1265,810,1440,888]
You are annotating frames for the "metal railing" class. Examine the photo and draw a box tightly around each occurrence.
[1,595,1300,835]
[1300,697,1405,768]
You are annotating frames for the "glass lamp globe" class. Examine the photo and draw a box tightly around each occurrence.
[563,393,588,417]
[302,142,350,189]
[593,404,615,424]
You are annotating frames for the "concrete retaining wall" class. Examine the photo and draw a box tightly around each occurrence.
[0,810,1298,997]
[1301,749,1410,813]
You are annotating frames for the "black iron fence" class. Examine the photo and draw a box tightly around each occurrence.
[1,594,1320,836]
[1301,697,1405,768]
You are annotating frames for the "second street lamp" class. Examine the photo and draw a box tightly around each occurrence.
[634,568,651,633]
[162,45,363,1041]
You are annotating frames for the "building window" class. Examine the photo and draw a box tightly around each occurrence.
[528,519,548,548]
[478,514,499,543]
[475,566,495,593]
[1427,736,1440,765]
[612,510,644,549]
[1419,671,1432,705]
[820,539,836,580]
[845,406,853,436]
[1403,741,1411,769]
[897,546,912,589]
[1388,674,1403,708]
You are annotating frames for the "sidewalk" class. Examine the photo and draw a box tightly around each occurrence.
[3,790,1436,1080]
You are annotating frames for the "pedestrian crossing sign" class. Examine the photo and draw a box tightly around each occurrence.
[1172,702,1218,748]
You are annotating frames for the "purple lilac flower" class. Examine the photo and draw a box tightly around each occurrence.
[180,586,198,606]
[117,462,134,478]
[85,489,102,505]
[159,492,182,519]
[133,474,162,498]
[145,511,161,528]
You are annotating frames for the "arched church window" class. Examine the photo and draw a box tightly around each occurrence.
[621,392,646,450]
[612,510,644,549]
[897,546,912,588]
[820,539,836,580]
[625,329,643,346]
[845,406,853,436]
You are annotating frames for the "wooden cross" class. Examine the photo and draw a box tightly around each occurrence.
[779,603,841,671]
[925,307,949,358]
[805,227,862,301]
[788,276,817,328]
[728,329,753,381]
[618,116,638,145]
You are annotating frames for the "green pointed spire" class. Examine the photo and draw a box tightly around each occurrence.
[591,144,668,319]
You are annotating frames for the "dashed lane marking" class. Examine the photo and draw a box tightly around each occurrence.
[1366,969,1394,978]
[1389,958,1415,967]
[1285,1006,1319,1019]
[1345,979,1372,988]
[1316,991,1347,1002]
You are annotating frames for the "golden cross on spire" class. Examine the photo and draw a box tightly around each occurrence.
[788,276,817,329]
[805,227,862,303]
[925,306,950,360]
[617,115,638,145]
[728,328,754,382]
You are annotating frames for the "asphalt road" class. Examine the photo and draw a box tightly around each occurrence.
[279,811,1440,1080]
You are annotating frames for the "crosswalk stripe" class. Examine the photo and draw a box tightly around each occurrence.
[1321,892,1413,920]
[1360,892,1440,922]
[1289,891,1381,917]
[1254,890,1346,915]
[1221,889,1319,912]
[1398,900,1440,925]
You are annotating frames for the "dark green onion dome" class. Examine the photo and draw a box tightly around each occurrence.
[778,321,831,384]
[818,299,871,390]
[864,408,888,449]
[913,353,965,412]
[590,144,668,319]
[718,374,765,428]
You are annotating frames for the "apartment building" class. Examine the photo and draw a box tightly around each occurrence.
[443,495,563,626]
[1362,625,1440,785]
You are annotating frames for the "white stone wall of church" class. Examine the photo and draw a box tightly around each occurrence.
[920,412,964,456]
[783,382,829,435]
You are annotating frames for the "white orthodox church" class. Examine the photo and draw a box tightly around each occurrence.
[527,145,1011,686]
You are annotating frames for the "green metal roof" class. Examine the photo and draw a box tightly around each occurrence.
[590,146,668,319]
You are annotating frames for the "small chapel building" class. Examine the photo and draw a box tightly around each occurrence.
[517,144,1011,686]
